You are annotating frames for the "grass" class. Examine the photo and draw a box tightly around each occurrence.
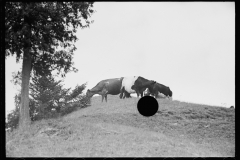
[6,95,235,157]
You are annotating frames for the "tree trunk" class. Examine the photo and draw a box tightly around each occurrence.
[19,49,32,130]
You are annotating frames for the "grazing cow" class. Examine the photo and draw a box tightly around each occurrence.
[132,76,156,97]
[147,82,172,99]
[86,77,124,102]
[120,76,156,98]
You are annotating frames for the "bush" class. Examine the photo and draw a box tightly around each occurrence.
[7,73,90,132]
[60,103,77,116]
[6,109,19,131]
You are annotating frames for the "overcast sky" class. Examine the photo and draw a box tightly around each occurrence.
[6,2,235,115]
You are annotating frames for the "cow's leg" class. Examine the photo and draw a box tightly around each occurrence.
[138,91,142,98]
[124,92,127,98]
[101,88,108,102]
[119,93,122,99]
[123,92,126,99]
[102,95,104,102]
[125,92,131,98]
[120,87,124,99]
[136,90,139,98]
[105,94,107,102]
[141,92,144,98]
[153,91,156,98]
[139,89,143,98]
[119,88,123,99]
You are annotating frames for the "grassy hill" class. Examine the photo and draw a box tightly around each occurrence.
[6,95,235,157]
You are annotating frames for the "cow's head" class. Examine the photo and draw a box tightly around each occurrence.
[86,89,94,98]
[168,87,173,97]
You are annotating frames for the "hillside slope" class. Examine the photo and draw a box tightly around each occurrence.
[6,95,235,157]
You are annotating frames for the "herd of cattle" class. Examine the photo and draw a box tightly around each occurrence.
[86,76,172,102]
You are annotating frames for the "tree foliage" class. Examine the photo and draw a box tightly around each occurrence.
[5,2,94,129]
[5,95,20,131]
[6,72,89,131]
[5,2,94,77]
[5,2,94,60]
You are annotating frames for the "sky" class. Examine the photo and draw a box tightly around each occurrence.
[5,2,235,115]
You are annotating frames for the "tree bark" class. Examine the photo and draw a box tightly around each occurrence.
[19,49,32,130]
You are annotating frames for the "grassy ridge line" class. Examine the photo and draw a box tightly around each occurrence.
[90,95,235,140]
[85,95,235,156]
[6,95,235,157]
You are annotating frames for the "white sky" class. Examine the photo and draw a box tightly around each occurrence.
[6,2,235,115]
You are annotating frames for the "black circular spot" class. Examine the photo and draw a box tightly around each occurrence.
[137,96,159,117]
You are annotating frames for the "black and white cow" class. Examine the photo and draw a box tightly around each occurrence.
[86,77,130,102]
[119,76,156,98]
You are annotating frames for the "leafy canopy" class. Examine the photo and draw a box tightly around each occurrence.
[5,2,94,77]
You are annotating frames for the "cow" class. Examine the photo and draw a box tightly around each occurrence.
[147,82,172,99]
[86,77,125,102]
[132,76,157,97]
[120,76,156,98]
